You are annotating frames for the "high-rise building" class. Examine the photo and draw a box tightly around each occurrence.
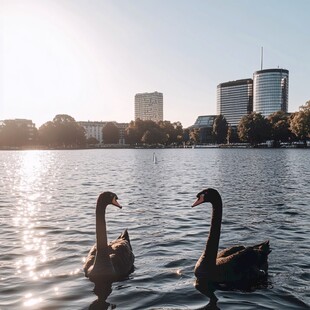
[253,68,289,117]
[134,91,163,122]
[217,79,253,126]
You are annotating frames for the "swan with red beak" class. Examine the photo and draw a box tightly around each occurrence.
[83,192,134,282]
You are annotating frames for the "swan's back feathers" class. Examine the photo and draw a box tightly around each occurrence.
[110,235,135,277]
[84,230,134,279]
[214,240,271,285]
[217,245,245,258]
[217,240,270,259]
[252,240,271,273]
[117,229,133,251]
[195,240,272,285]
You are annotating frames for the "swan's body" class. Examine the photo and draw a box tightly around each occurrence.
[83,192,134,282]
[192,188,271,290]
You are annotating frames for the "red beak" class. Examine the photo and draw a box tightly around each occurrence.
[192,195,204,207]
[112,197,122,209]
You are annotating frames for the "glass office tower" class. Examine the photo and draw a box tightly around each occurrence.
[217,79,253,126]
[253,68,289,117]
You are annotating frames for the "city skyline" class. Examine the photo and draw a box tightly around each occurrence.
[2,0,310,128]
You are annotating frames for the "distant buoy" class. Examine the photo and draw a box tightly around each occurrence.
[153,152,158,164]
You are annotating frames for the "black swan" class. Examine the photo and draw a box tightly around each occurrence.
[83,192,134,282]
[192,188,271,305]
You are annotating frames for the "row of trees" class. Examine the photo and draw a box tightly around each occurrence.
[0,120,33,147]
[38,115,86,147]
[125,119,184,145]
[0,115,185,148]
[188,101,310,146]
[230,101,309,146]
[0,115,88,148]
[0,101,309,148]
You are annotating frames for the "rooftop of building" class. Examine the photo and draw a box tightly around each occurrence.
[254,68,289,75]
[217,78,253,88]
[135,91,163,96]
[189,115,217,128]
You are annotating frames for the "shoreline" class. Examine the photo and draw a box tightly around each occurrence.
[0,143,309,151]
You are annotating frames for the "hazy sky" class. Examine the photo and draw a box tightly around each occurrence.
[1,0,310,128]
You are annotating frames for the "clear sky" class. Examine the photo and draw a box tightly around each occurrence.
[1,0,310,128]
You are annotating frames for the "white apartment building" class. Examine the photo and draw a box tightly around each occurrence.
[78,121,128,144]
[134,91,163,122]
[78,121,104,143]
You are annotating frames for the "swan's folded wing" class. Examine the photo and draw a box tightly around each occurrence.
[116,229,133,251]
[215,247,261,283]
[217,245,245,258]
[110,239,135,277]
[83,244,97,275]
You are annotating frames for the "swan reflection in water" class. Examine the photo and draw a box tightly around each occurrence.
[195,279,220,310]
[89,280,115,310]
[195,277,271,310]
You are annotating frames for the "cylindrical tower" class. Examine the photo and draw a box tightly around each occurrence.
[253,68,289,117]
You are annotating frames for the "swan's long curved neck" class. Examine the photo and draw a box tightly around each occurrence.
[89,203,115,280]
[204,196,222,265]
[96,204,108,253]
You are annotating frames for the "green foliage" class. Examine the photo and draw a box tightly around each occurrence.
[187,126,214,144]
[267,111,292,144]
[189,128,200,144]
[289,101,310,140]
[238,112,270,145]
[226,125,239,144]
[2,101,310,148]
[158,121,183,145]
[86,137,99,145]
[38,121,57,146]
[125,119,183,146]
[141,128,166,145]
[213,115,228,144]
[182,128,190,144]
[38,114,86,147]
[0,120,37,147]
[102,122,119,144]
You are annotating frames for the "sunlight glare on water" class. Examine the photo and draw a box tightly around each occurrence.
[4,151,58,307]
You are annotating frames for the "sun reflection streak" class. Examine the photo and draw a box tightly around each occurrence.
[54,286,59,295]
[23,292,43,307]
[11,151,52,282]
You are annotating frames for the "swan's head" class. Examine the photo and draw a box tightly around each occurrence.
[192,188,220,207]
[97,191,122,209]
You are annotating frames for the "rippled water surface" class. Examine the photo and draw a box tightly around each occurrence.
[0,149,309,309]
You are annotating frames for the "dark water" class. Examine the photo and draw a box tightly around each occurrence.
[0,149,309,310]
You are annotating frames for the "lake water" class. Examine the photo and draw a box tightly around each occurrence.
[0,148,309,310]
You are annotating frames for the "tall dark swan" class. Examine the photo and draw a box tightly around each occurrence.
[83,192,134,282]
[192,188,271,306]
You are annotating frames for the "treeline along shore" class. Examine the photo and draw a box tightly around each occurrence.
[1,101,309,150]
